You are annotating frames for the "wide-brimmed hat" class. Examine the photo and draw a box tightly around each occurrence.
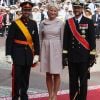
[85,7,92,15]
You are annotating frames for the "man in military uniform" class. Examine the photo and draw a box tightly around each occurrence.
[63,1,96,100]
[92,8,100,39]
[6,1,40,100]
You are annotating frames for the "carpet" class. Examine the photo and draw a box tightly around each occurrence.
[30,88,100,100]
[0,88,100,100]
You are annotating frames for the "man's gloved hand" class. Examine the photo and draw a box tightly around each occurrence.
[62,53,68,68]
[33,55,39,64]
[89,54,96,67]
[6,55,12,64]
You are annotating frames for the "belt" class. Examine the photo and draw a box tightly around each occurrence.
[14,39,32,46]
[14,39,34,53]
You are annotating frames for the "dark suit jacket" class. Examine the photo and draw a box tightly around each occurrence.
[92,14,100,35]
[6,17,40,66]
[63,16,96,62]
[3,13,13,26]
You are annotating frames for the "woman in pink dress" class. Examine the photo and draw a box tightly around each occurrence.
[39,3,64,100]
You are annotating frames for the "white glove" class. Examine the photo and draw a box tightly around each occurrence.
[33,55,39,64]
[6,55,12,64]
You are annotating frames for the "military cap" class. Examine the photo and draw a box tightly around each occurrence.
[20,1,34,9]
[72,0,84,7]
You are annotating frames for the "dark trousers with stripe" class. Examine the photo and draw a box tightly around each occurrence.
[68,62,89,100]
[12,64,31,100]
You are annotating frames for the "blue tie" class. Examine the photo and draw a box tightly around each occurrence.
[76,20,78,24]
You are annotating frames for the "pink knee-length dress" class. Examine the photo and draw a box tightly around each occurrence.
[39,18,64,74]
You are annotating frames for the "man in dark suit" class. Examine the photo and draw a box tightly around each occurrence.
[3,8,13,35]
[63,1,96,100]
[92,8,100,39]
[6,1,40,100]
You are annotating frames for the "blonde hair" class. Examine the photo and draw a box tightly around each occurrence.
[47,3,59,10]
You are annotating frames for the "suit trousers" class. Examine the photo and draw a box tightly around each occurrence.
[68,62,89,100]
[12,64,31,100]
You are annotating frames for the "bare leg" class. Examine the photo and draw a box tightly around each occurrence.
[52,74,60,100]
[46,72,53,100]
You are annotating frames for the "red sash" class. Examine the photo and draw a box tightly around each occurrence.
[68,18,90,50]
